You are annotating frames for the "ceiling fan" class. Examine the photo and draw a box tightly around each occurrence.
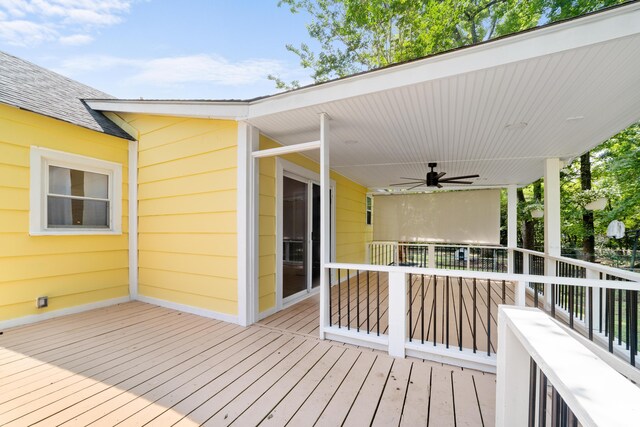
[390,163,480,190]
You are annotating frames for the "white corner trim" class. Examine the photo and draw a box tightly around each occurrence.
[135,295,239,324]
[0,296,131,330]
[128,140,138,299]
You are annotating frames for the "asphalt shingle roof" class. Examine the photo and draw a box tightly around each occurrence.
[0,51,133,140]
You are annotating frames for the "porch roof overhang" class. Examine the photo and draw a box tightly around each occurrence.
[88,1,640,190]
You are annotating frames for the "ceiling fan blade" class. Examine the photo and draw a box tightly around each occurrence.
[440,174,480,181]
[400,177,424,181]
[407,183,425,190]
[436,172,446,179]
[436,183,443,188]
[389,181,425,186]
[441,180,474,185]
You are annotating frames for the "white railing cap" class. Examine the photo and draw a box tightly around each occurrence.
[500,306,640,427]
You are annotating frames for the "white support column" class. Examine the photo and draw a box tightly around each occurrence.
[544,158,562,310]
[388,271,407,358]
[507,185,518,274]
[319,113,331,339]
[128,140,138,300]
[237,122,259,327]
[428,244,436,269]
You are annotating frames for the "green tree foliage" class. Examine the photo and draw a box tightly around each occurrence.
[272,0,626,87]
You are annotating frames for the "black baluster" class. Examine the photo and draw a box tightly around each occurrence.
[329,268,333,326]
[487,279,491,356]
[433,276,438,346]
[366,270,370,334]
[569,285,574,329]
[473,278,477,353]
[347,270,351,330]
[421,274,425,344]
[608,288,614,353]
[538,368,547,427]
[528,358,537,427]
[588,286,593,341]
[409,273,413,342]
[338,269,342,328]
[377,271,380,336]
[502,280,506,305]
[356,270,360,333]
[446,276,450,349]
[459,277,463,351]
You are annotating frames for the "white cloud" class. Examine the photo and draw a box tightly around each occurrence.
[0,19,56,46]
[58,33,93,45]
[57,53,286,87]
[0,0,135,46]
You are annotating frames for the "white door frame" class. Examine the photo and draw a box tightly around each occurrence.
[276,158,336,311]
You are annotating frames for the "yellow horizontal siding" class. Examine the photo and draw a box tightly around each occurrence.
[0,104,130,322]
[119,113,238,316]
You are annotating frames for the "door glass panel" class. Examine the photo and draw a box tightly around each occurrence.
[312,184,320,288]
[283,176,307,299]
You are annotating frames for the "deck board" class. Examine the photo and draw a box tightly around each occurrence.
[0,300,497,426]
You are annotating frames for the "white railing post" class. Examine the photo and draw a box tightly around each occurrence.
[388,271,407,358]
[319,113,331,339]
[428,244,436,269]
[365,242,371,264]
[466,248,471,270]
[515,281,526,307]
[523,252,530,289]
[394,242,399,266]
[587,268,601,332]
[496,308,531,426]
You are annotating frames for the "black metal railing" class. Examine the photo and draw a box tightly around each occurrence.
[514,250,524,274]
[398,244,428,267]
[328,269,388,335]
[528,358,580,427]
[406,274,510,356]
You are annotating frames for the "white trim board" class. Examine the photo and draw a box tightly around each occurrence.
[136,295,239,324]
[0,296,131,330]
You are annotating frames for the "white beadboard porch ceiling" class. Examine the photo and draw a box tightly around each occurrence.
[245,5,640,190]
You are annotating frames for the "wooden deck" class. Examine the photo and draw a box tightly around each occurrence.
[0,301,496,426]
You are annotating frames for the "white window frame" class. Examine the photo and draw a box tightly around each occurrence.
[30,146,122,235]
[366,194,373,225]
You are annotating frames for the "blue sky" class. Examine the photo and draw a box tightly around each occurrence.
[0,0,315,99]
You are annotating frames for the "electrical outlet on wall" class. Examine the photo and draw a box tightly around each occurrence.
[36,296,48,309]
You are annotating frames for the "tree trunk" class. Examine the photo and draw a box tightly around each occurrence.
[581,152,595,262]
[518,188,535,249]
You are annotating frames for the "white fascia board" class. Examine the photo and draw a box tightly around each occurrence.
[246,3,640,119]
[86,100,250,120]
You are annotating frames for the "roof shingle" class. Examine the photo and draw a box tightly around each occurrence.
[0,51,133,140]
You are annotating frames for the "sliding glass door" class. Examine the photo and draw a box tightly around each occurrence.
[282,175,328,302]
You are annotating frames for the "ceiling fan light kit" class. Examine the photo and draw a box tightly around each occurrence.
[389,163,480,190]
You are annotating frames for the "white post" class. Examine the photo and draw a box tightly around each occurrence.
[319,113,331,339]
[544,158,562,310]
[507,185,518,274]
[128,140,138,300]
[587,268,601,332]
[237,123,259,326]
[428,244,436,269]
[496,307,533,426]
[388,271,407,358]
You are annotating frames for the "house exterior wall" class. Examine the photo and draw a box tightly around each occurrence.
[0,104,130,326]
[258,135,373,313]
[117,113,239,318]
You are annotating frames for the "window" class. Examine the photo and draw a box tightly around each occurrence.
[30,147,122,235]
[366,195,372,225]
